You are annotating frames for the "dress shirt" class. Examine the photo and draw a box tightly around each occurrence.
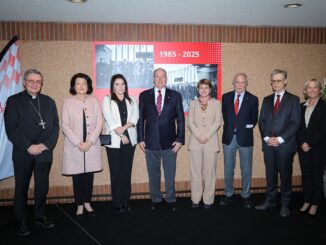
[273,90,285,105]
[234,91,245,111]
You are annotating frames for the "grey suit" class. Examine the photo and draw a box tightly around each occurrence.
[259,91,300,206]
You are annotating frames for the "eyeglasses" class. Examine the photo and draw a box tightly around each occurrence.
[26,80,43,85]
[234,81,247,84]
[271,79,284,84]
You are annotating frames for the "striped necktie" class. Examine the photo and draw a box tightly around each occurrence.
[234,93,241,116]
[156,90,162,114]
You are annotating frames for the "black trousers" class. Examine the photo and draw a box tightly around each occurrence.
[298,150,325,205]
[13,158,52,222]
[72,172,94,205]
[263,147,294,207]
[106,144,135,207]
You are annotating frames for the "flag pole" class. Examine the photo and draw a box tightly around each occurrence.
[0,35,19,62]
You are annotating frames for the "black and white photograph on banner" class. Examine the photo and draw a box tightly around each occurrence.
[155,64,218,112]
[95,44,154,89]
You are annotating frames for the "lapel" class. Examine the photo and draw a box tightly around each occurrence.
[111,99,122,125]
[126,98,132,121]
[266,94,274,115]
[149,88,158,114]
[238,91,249,115]
[230,91,236,116]
[306,99,322,129]
[301,103,307,126]
[161,88,171,115]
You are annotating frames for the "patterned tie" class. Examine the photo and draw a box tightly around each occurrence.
[273,94,281,114]
[234,93,241,116]
[156,90,162,115]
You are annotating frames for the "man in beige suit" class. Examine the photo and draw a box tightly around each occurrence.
[188,79,222,208]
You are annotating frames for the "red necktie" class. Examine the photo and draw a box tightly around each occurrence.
[234,93,241,116]
[156,90,162,115]
[273,94,280,114]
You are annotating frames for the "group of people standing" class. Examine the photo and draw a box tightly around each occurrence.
[216,70,326,220]
[4,67,325,237]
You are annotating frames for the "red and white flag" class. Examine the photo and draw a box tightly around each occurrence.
[0,36,23,180]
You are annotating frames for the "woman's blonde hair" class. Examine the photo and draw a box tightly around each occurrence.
[303,78,323,100]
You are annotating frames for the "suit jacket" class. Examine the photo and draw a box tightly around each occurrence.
[259,91,301,152]
[222,90,258,147]
[297,99,326,153]
[4,91,59,162]
[137,88,185,150]
[102,96,139,148]
[61,95,102,175]
[188,99,222,152]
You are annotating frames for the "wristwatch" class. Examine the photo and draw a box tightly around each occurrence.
[120,134,124,138]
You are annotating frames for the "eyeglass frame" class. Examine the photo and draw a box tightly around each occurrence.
[25,79,43,85]
[270,79,285,84]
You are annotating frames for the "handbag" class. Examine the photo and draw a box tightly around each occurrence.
[99,134,111,146]
[100,96,113,146]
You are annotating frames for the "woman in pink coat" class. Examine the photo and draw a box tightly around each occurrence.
[62,73,102,219]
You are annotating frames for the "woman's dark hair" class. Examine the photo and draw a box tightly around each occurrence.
[197,78,212,89]
[70,73,93,95]
[110,74,132,104]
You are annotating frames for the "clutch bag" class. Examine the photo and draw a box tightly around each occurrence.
[99,134,111,146]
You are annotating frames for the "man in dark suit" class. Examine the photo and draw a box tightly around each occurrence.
[219,73,258,208]
[4,69,59,236]
[255,69,300,217]
[137,68,185,211]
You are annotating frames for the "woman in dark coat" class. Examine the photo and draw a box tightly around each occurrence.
[297,78,326,216]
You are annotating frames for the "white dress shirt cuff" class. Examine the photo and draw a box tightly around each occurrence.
[264,137,269,143]
[277,137,285,144]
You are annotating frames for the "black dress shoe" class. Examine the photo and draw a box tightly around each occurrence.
[17,221,31,236]
[204,204,212,209]
[255,202,276,211]
[192,202,200,208]
[299,209,308,214]
[35,216,55,229]
[308,206,318,217]
[76,213,84,220]
[243,197,254,209]
[219,196,232,206]
[280,207,290,217]
[308,212,317,218]
[123,203,132,213]
[168,202,176,211]
[86,210,95,216]
[115,205,127,214]
[150,202,161,211]
[84,207,95,216]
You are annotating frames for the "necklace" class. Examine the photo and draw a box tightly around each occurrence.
[199,96,211,111]
[29,96,46,129]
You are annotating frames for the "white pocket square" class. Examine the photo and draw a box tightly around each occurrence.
[246,124,254,128]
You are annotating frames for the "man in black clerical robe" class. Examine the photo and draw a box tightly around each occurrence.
[4,68,59,236]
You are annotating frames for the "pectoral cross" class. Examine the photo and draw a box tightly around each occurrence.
[39,119,46,129]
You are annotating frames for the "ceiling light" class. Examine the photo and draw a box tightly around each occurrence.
[284,3,302,8]
[68,0,88,3]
